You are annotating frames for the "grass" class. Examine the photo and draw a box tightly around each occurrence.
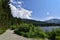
[32,38,48,40]
[0,26,9,35]
[0,28,6,34]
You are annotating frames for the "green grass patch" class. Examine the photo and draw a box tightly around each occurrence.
[0,27,7,34]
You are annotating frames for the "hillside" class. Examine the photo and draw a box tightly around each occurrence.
[0,0,60,27]
[44,19,60,24]
[21,19,60,26]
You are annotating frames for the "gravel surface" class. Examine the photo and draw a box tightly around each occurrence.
[0,29,32,40]
[0,29,48,40]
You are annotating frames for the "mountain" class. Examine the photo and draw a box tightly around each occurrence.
[0,0,60,27]
[44,19,60,24]
[22,19,60,26]
[22,19,47,26]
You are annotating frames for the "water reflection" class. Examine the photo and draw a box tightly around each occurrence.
[41,26,60,32]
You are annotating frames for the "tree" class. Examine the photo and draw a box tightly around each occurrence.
[0,0,22,28]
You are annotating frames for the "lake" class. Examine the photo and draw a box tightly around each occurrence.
[41,26,60,32]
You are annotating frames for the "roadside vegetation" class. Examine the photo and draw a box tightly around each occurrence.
[13,23,47,38]
[0,0,60,40]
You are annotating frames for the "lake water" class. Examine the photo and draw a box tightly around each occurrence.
[41,26,60,32]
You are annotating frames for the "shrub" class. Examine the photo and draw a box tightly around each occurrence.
[14,23,47,38]
[55,36,60,40]
[0,27,7,34]
[48,28,60,40]
[10,24,19,30]
[51,28,60,36]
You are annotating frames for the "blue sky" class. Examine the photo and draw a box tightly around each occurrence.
[10,0,60,21]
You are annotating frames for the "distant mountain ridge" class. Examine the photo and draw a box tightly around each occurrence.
[22,19,46,25]
[22,19,60,26]
[44,19,60,24]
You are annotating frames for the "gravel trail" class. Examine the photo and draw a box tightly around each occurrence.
[0,29,32,40]
[0,29,48,40]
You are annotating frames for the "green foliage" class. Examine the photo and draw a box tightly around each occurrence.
[14,23,47,38]
[47,28,60,40]
[0,29,6,34]
[55,36,60,40]
[1,0,60,39]
[10,25,18,30]
[0,27,7,34]
[0,0,13,34]
[51,28,60,36]
[0,0,22,30]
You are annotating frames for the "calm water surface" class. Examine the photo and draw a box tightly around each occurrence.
[41,26,60,31]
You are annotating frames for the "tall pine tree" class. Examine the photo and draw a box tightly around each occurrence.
[0,0,22,28]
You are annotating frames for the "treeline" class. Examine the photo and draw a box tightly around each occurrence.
[0,0,60,40]
[0,0,22,27]
[21,19,60,26]
[0,0,60,28]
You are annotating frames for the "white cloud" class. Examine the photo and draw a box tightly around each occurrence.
[17,1,22,8]
[41,16,60,21]
[46,12,50,15]
[17,1,22,4]
[10,0,13,2]
[9,4,18,17]
[46,16,55,20]
[41,16,55,21]
[10,0,16,3]
[9,4,32,19]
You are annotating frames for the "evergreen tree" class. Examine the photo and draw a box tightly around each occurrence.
[0,0,22,28]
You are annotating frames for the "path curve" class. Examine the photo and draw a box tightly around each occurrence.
[0,29,48,40]
[0,29,32,40]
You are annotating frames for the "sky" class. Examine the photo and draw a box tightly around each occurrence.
[9,0,60,21]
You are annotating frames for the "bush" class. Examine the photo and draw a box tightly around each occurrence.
[45,30,51,38]
[55,36,60,40]
[14,23,47,38]
[48,28,60,40]
[10,24,19,30]
[0,27,7,34]
[51,28,60,36]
